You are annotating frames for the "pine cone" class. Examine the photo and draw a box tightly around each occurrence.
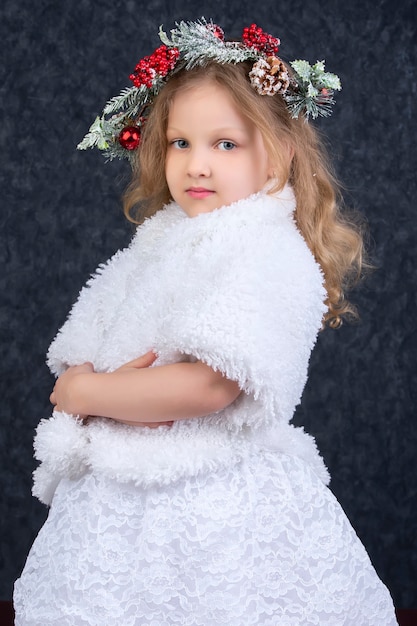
[249,56,290,96]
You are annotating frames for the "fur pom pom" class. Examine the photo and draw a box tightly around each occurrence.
[34,412,89,477]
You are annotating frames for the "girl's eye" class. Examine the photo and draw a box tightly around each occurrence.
[218,141,236,151]
[171,139,189,149]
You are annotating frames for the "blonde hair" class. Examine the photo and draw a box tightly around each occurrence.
[124,62,365,327]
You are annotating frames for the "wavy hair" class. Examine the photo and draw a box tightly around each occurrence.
[123,62,365,327]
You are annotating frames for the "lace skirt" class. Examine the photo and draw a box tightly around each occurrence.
[14,451,397,625]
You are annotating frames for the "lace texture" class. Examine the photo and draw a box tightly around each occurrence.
[14,452,397,625]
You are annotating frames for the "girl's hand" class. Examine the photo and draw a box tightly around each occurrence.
[50,362,95,418]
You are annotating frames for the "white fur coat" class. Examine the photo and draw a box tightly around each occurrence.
[33,186,329,505]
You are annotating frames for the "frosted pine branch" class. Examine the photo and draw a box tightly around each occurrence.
[103,87,140,115]
[160,20,257,70]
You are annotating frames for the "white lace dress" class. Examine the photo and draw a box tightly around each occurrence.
[14,191,397,624]
[14,452,396,625]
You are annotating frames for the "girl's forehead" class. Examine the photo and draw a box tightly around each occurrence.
[171,78,226,102]
[169,81,241,118]
[167,80,260,139]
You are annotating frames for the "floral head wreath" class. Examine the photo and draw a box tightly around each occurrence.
[78,18,341,162]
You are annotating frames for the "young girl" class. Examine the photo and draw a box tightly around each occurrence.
[14,19,397,625]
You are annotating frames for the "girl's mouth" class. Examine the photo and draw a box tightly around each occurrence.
[186,187,214,198]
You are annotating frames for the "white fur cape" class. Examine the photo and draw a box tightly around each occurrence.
[33,186,329,505]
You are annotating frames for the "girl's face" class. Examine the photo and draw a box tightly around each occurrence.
[165,80,272,217]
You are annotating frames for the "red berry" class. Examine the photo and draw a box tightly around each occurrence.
[207,24,225,40]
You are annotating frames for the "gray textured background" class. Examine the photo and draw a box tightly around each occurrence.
[1,0,416,609]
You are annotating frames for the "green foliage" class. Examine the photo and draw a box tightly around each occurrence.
[287,60,342,119]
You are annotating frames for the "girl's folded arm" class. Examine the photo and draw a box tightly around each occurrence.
[50,357,241,424]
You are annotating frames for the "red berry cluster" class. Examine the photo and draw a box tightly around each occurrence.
[242,24,280,56]
[129,45,180,88]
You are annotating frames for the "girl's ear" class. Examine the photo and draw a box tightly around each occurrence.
[267,154,277,180]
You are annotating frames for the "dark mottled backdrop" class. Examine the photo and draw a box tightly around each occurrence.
[1,0,416,609]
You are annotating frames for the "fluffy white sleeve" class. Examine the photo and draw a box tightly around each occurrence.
[158,209,327,422]
[46,207,183,377]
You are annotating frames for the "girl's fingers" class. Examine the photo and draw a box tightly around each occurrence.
[118,351,157,370]
[77,362,95,373]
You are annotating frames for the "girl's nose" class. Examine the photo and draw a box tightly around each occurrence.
[187,148,211,178]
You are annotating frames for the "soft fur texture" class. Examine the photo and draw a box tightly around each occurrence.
[33,186,329,504]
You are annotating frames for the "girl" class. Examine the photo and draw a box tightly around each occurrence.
[14,19,397,625]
